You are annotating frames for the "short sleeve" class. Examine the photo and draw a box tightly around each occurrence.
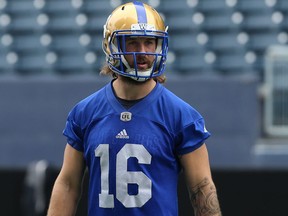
[176,118,211,155]
[63,108,84,152]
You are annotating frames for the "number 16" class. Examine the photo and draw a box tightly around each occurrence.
[95,144,152,208]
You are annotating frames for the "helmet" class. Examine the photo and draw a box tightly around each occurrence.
[102,1,168,82]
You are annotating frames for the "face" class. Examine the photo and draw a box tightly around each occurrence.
[124,36,157,71]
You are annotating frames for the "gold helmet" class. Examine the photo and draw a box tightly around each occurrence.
[102,1,168,81]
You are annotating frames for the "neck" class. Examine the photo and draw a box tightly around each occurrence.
[113,76,156,100]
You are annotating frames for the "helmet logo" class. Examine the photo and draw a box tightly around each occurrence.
[139,23,148,30]
[131,23,156,31]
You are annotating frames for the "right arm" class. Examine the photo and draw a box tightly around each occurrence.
[179,144,222,216]
[47,144,85,216]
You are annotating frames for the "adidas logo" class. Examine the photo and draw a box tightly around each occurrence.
[116,129,129,139]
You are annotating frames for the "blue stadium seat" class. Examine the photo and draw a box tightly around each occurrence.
[160,0,195,13]
[242,12,280,31]
[0,0,287,78]
[16,52,52,74]
[196,0,233,13]
[202,11,239,32]
[3,12,39,33]
[84,13,109,32]
[165,12,198,32]
[88,32,104,51]
[40,0,74,14]
[236,0,271,12]
[45,13,79,32]
[11,33,44,52]
[0,51,16,74]
[208,31,246,52]
[169,33,206,52]
[48,33,85,51]
[54,50,101,75]
[279,13,288,30]
[249,31,280,52]
[275,0,288,12]
[81,0,114,14]
[4,0,35,13]
[214,51,257,74]
[175,51,215,74]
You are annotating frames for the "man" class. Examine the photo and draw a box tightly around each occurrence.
[47,1,222,216]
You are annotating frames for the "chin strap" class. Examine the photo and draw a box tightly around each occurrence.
[126,68,152,82]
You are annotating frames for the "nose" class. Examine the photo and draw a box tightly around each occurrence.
[137,42,146,53]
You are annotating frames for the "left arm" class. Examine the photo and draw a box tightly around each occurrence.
[179,144,222,216]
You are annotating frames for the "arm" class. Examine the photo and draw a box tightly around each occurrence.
[47,144,85,216]
[179,144,222,216]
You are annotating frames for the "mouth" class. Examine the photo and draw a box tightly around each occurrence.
[136,61,148,70]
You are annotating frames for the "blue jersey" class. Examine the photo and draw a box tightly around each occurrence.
[63,81,210,216]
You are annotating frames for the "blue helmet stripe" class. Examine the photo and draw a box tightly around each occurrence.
[133,1,147,23]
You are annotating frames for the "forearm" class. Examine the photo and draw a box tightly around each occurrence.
[47,179,81,216]
[189,177,222,216]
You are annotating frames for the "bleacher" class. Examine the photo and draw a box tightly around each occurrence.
[0,0,287,77]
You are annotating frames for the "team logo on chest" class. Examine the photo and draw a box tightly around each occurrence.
[120,112,132,122]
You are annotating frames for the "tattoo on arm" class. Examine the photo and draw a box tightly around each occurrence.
[189,177,222,216]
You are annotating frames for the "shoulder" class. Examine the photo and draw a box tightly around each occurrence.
[75,86,105,112]
[160,86,201,119]
[149,85,204,134]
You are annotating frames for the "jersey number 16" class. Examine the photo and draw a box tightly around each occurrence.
[95,144,152,208]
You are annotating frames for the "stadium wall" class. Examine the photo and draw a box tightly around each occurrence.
[0,75,260,169]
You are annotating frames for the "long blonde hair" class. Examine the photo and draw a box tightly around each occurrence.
[100,64,167,83]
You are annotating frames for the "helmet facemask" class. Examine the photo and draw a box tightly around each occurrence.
[106,28,168,82]
[102,2,169,82]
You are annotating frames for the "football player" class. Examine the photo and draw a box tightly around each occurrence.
[47,1,221,216]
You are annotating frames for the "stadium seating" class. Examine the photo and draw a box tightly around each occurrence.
[0,0,287,77]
